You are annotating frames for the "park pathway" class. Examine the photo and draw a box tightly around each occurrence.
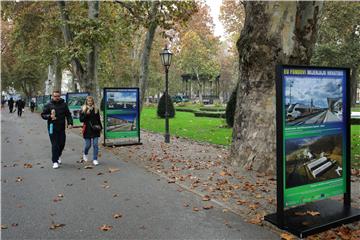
[1,108,278,239]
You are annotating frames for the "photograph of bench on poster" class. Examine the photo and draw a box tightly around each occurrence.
[285,133,342,188]
[285,76,343,126]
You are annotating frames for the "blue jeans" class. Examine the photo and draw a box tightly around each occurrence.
[83,137,99,160]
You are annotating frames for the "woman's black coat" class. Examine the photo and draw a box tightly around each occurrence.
[79,108,102,138]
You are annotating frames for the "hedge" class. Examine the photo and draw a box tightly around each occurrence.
[175,108,196,113]
[199,107,226,112]
[194,111,225,118]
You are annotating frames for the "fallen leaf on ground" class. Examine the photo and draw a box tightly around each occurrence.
[23,163,33,168]
[168,180,175,183]
[1,224,7,229]
[280,232,295,240]
[192,207,199,212]
[81,178,86,181]
[307,211,320,216]
[203,205,214,210]
[84,165,93,169]
[108,168,120,173]
[294,212,307,216]
[11,223,18,227]
[113,194,118,197]
[222,209,229,213]
[99,224,112,231]
[16,177,23,182]
[202,195,211,201]
[236,199,247,205]
[49,223,65,230]
[113,214,122,219]
[248,214,263,225]
[97,172,103,175]
[183,203,189,207]
[58,193,64,198]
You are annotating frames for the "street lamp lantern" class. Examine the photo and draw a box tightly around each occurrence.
[160,45,173,68]
[160,45,173,143]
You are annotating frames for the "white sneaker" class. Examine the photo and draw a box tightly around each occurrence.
[58,157,62,164]
[83,154,88,162]
[93,160,99,166]
[53,162,59,169]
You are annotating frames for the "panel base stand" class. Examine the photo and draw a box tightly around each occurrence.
[264,199,360,238]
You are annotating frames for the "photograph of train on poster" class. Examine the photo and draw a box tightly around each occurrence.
[106,91,137,110]
[107,113,137,132]
[285,133,343,189]
[285,76,343,126]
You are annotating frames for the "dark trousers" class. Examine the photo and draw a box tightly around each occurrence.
[9,106,13,113]
[49,129,66,163]
[17,108,23,117]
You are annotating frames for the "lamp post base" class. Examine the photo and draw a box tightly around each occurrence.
[165,133,170,143]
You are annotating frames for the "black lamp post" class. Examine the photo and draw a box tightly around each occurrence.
[160,45,173,143]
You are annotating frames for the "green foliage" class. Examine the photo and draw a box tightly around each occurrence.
[351,125,360,168]
[157,93,175,118]
[194,111,225,118]
[225,88,237,127]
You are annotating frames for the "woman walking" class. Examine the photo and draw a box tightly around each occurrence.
[80,96,102,165]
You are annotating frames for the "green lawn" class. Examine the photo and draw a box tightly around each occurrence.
[140,107,232,145]
[351,125,360,168]
[141,107,360,168]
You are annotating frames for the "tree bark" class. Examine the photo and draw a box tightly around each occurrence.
[351,68,358,107]
[230,1,323,173]
[139,1,159,111]
[57,1,86,90]
[87,0,100,102]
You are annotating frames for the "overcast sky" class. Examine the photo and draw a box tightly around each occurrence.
[205,0,225,39]
[285,76,343,108]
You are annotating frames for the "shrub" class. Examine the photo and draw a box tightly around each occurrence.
[225,88,237,127]
[157,93,175,118]
[175,108,196,113]
[199,107,226,112]
[194,111,225,118]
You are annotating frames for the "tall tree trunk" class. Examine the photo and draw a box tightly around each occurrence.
[351,67,358,107]
[230,1,323,173]
[194,69,203,103]
[57,1,86,90]
[53,54,62,92]
[139,1,159,111]
[87,0,100,102]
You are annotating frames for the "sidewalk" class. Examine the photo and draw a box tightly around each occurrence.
[1,109,278,239]
[103,123,360,239]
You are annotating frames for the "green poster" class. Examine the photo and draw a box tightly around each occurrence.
[281,67,348,207]
[66,92,89,127]
[103,88,140,144]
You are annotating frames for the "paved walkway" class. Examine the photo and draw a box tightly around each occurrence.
[1,109,278,239]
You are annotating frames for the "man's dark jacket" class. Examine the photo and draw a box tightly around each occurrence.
[41,98,73,131]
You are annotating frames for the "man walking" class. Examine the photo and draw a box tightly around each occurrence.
[8,97,14,113]
[16,99,25,117]
[41,90,73,169]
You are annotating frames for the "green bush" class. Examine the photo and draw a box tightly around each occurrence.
[157,93,175,118]
[175,108,196,113]
[225,88,237,127]
[194,111,225,118]
[199,107,226,112]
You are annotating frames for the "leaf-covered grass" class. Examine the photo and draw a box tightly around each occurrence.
[141,107,360,168]
[141,107,232,145]
[351,125,360,169]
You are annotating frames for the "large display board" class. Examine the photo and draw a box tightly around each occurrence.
[265,65,359,238]
[36,95,51,112]
[103,88,140,146]
[66,92,89,127]
[280,66,349,207]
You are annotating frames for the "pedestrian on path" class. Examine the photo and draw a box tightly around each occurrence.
[8,97,14,113]
[16,98,25,117]
[41,90,73,169]
[80,96,102,166]
[30,100,35,112]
